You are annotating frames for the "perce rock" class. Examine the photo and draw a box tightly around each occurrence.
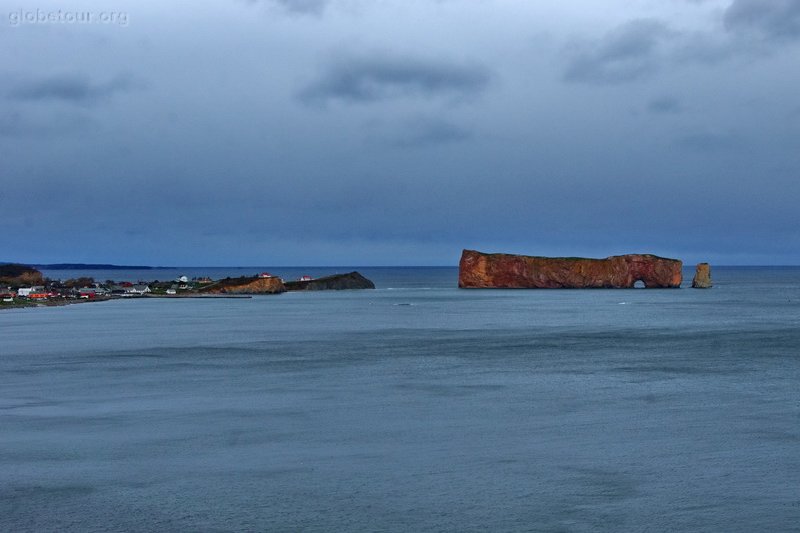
[458,249,682,289]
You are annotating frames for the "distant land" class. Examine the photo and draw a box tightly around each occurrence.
[0,262,169,270]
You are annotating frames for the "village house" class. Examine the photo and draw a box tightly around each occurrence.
[16,286,49,298]
[127,284,151,295]
[110,284,151,296]
[78,287,110,299]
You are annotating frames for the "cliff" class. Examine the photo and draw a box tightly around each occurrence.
[284,272,375,291]
[200,276,285,294]
[0,263,44,287]
[692,263,712,289]
[458,250,682,289]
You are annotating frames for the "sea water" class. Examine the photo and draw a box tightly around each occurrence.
[1,267,799,531]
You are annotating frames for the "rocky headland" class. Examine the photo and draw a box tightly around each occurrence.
[197,271,376,294]
[0,263,44,286]
[458,249,683,289]
[284,272,376,291]
[198,276,286,295]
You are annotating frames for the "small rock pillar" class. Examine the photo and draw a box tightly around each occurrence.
[692,263,712,288]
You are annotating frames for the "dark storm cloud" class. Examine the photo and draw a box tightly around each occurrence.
[7,74,136,105]
[724,0,800,41]
[243,0,328,15]
[383,117,472,148]
[648,96,683,114]
[272,0,328,15]
[298,53,491,104]
[563,19,673,84]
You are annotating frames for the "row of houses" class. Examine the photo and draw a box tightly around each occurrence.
[3,283,153,301]
[4,273,318,303]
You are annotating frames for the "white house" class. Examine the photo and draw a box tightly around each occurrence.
[126,284,151,295]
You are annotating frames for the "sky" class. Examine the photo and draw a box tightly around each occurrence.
[1,0,799,266]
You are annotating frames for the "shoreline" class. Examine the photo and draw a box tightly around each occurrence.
[0,293,254,311]
[0,297,111,310]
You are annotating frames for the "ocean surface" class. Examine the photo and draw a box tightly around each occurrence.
[2,267,799,532]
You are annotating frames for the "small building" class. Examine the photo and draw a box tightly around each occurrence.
[126,284,151,295]
[166,288,177,295]
[17,286,45,298]
[78,287,109,299]
[197,277,213,284]
[177,275,189,283]
[299,275,313,282]
[258,272,274,279]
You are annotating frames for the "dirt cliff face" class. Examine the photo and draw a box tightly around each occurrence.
[458,250,682,289]
[201,276,285,294]
[692,263,712,288]
[0,264,44,287]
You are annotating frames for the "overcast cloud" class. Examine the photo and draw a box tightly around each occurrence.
[1,0,799,265]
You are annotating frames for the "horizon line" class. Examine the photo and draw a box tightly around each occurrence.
[13,263,800,269]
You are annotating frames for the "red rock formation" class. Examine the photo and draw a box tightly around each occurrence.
[458,249,682,289]
[200,276,285,294]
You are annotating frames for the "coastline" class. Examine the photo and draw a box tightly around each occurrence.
[0,293,254,311]
[0,297,111,311]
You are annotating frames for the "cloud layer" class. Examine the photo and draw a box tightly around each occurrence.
[1,1,799,265]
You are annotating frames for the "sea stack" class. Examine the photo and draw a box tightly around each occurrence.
[458,249,682,289]
[692,263,712,288]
